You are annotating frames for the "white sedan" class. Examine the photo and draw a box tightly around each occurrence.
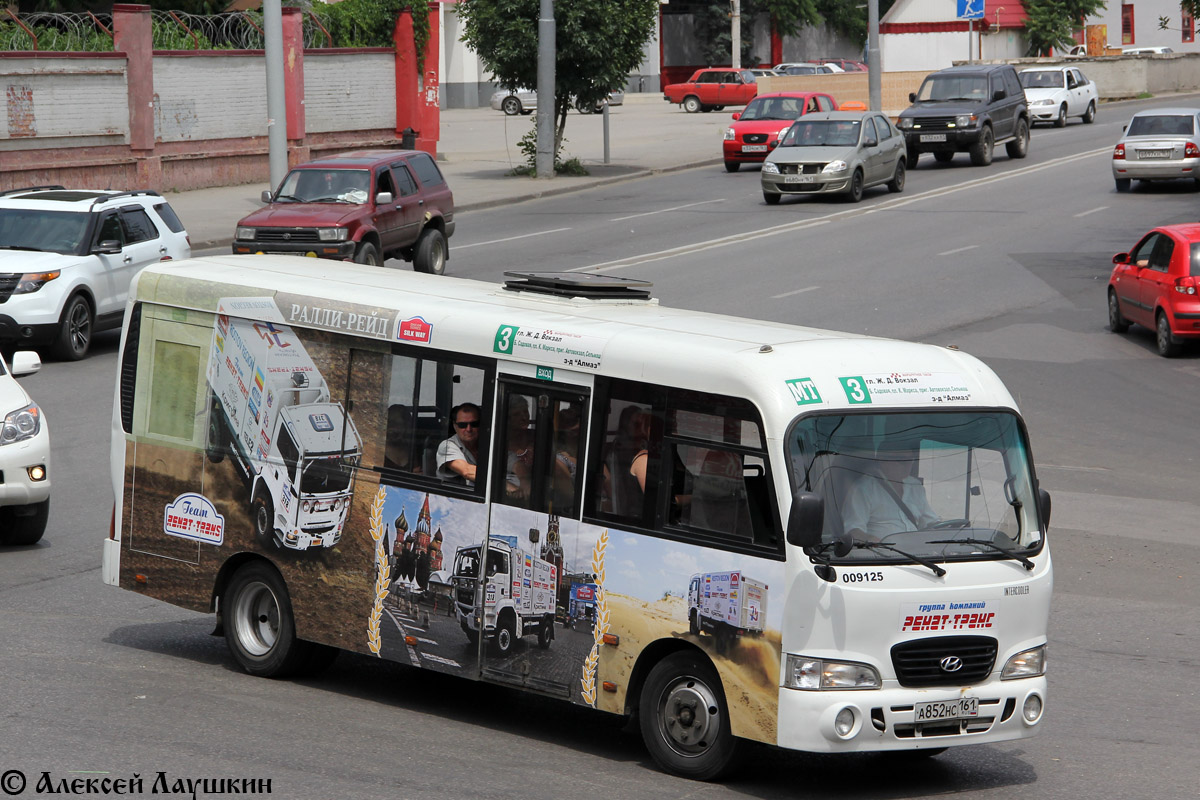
[1019,66,1099,127]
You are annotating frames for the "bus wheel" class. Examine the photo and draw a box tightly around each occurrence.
[537,617,553,649]
[224,562,306,677]
[639,652,740,781]
[253,496,275,543]
[494,616,515,655]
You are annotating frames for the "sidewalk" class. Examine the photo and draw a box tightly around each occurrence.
[169,94,730,251]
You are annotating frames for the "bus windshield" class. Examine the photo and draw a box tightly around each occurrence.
[788,411,1042,565]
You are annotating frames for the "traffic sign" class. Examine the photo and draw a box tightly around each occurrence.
[957,0,984,20]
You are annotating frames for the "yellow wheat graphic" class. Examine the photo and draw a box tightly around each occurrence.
[580,529,609,706]
[367,487,388,655]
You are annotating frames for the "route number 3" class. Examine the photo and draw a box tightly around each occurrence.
[494,324,519,355]
[840,376,872,404]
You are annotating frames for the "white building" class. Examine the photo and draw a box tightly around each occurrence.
[880,0,1030,72]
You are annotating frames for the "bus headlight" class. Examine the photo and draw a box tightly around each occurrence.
[785,655,880,690]
[1001,645,1046,679]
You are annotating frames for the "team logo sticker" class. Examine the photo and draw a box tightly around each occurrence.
[163,493,225,545]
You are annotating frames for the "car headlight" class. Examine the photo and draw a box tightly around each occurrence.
[761,161,780,174]
[1032,98,1055,106]
[724,127,735,141]
[777,126,792,140]
[13,271,60,295]
[822,160,848,173]
[1,403,41,446]
[236,227,256,241]
[954,114,978,127]
[784,655,881,690]
[1001,645,1046,679]
[317,228,348,242]
[897,117,914,129]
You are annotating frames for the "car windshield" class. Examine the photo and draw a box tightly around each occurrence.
[1127,114,1196,136]
[740,96,807,121]
[299,456,355,494]
[788,411,1043,565]
[915,75,988,102]
[0,209,90,254]
[781,119,861,147]
[1020,71,1065,89]
[276,169,371,204]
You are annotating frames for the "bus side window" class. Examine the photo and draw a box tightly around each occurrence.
[585,379,660,526]
[494,384,588,517]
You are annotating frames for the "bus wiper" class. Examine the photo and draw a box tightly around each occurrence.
[927,537,1035,570]
[850,540,946,578]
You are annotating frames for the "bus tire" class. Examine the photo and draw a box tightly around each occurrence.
[223,562,309,677]
[253,495,275,544]
[494,614,516,655]
[639,651,740,781]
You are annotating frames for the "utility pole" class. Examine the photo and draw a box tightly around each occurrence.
[263,0,287,191]
[536,0,556,179]
[867,0,881,111]
[731,0,741,70]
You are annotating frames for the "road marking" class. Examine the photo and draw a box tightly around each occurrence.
[454,227,571,249]
[772,286,820,299]
[384,606,422,666]
[938,245,979,256]
[571,146,1114,273]
[610,198,725,222]
[1074,205,1109,218]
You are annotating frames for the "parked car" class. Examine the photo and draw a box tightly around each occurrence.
[1123,46,1173,55]
[897,63,1030,167]
[820,58,868,72]
[232,149,455,274]
[723,91,838,172]
[749,68,779,78]
[0,187,191,360]
[1111,108,1200,192]
[760,111,906,204]
[1019,66,1098,127]
[0,349,49,546]
[1064,44,1089,58]
[1107,223,1200,356]
[781,63,836,76]
[490,87,625,115]
[663,68,758,113]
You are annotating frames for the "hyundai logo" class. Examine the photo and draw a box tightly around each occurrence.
[939,655,964,672]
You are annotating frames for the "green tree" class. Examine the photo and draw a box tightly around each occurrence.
[1023,0,1107,56]
[458,0,659,169]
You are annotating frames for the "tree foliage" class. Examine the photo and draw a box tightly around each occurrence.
[458,0,659,166]
[1023,0,1107,56]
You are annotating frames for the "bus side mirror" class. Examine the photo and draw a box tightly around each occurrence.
[1038,487,1052,528]
[785,490,824,547]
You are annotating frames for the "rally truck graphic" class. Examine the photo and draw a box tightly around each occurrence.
[452,538,557,655]
[205,300,362,550]
[687,571,767,655]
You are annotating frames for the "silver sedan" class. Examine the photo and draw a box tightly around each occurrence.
[1112,108,1200,192]
[489,88,625,116]
[761,111,907,204]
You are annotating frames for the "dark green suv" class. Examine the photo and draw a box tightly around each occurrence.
[897,64,1030,167]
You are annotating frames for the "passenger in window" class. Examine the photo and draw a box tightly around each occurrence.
[384,404,420,473]
[436,403,482,485]
[841,440,939,542]
[604,405,650,515]
[553,407,582,507]
[505,395,534,503]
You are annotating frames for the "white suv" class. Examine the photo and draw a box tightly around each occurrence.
[0,350,49,545]
[0,187,191,360]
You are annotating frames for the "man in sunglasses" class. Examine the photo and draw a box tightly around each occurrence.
[436,403,483,485]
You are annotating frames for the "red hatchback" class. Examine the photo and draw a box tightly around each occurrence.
[1108,223,1200,356]
[722,92,838,172]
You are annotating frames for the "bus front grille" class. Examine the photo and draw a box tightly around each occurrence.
[890,635,997,687]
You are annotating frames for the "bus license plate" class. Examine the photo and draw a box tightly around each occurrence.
[742,145,768,152]
[783,175,815,183]
[914,697,979,722]
[920,133,947,143]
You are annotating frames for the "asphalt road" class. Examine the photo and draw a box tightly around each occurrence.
[3,96,1199,800]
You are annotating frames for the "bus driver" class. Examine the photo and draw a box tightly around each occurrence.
[436,403,482,486]
[841,440,939,542]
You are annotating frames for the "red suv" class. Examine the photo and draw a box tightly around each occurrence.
[663,68,759,113]
[1108,223,1200,356]
[722,92,838,171]
[232,149,455,274]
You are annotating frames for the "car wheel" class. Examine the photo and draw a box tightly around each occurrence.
[763,192,781,205]
[577,101,594,114]
[501,96,522,116]
[683,96,701,114]
[933,151,954,163]
[52,294,93,362]
[1108,290,1130,333]
[847,168,864,203]
[887,159,906,193]
[223,562,311,677]
[638,652,741,781]
[0,500,49,546]
[1083,101,1096,124]
[969,126,994,166]
[1115,177,1132,193]
[1005,118,1030,159]
[353,241,380,266]
[724,161,739,173]
[413,227,447,275]
[1156,311,1181,357]
[1054,104,1068,128]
